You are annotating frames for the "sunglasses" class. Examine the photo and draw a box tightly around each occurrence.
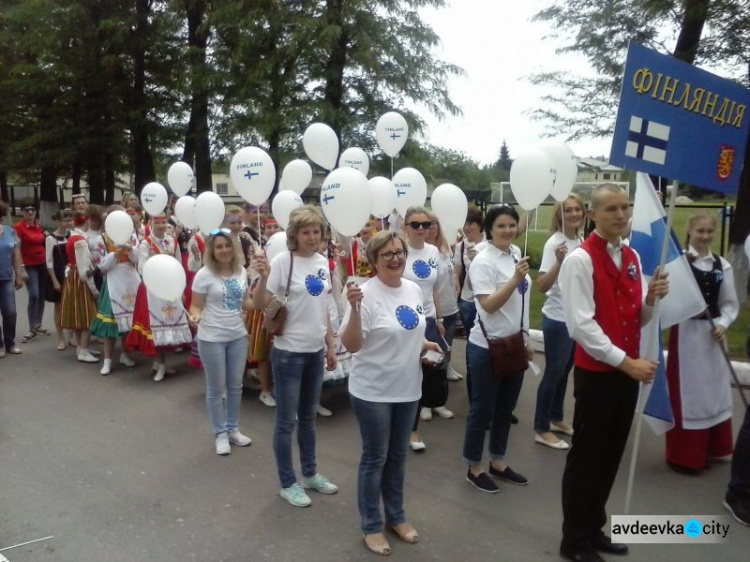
[209,228,231,238]
[407,221,432,230]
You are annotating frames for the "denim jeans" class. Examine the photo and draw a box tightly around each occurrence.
[463,341,525,464]
[458,298,477,400]
[0,279,17,351]
[25,263,47,330]
[198,337,248,436]
[350,395,419,534]
[271,346,325,488]
[729,404,750,499]
[534,315,575,433]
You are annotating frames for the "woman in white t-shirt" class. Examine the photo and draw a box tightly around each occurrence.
[401,206,450,451]
[190,230,253,456]
[533,194,584,450]
[462,205,533,494]
[341,231,440,556]
[252,206,338,508]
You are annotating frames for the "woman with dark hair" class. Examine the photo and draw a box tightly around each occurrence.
[14,204,49,342]
[45,210,73,350]
[0,201,26,357]
[462,204,533,493]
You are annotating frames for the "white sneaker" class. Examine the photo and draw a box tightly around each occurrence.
[215,432,231,455]
[119,354,135,367]
[316,404,333,417]
[259,392,276,407]
[280,483,311,507]
[100,359,112,376]
[78,350,99,363]
[433,406,454,419]
[300,473,338,494]
[446,366,464,381]
[420,407,433,421]
[153,364,166,382]
[228,428,252,446]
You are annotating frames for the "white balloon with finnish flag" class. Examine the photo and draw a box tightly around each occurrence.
[376,112,408,157]
[368,176,397,218]
[167,161,194,197]
[320,167,371,236]
[230,146,276,205]
[104,210,134,245]
[194,191,225,234]
[265,231,288,262]
[280,159,313,194]
[272,190,304,230]
[339,147,369,176]
[174,195,198,229]
[142,254,186,302]
[140,182,169,216]
[542,142,578,202]
[303,123,339,170]
[509,148,555,210]
[392,167,426,217]
[430,183,468,243]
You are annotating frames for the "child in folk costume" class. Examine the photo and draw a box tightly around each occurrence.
[186,230,206,370]
[125,213,192,381]
[59,212,99,363]
[665,213,740,474]
[45,210,73,350]
[90,206,141,376]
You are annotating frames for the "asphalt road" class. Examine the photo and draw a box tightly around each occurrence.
[1,295,748,561]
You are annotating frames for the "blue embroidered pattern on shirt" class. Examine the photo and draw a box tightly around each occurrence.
[305,274,325,296]
[395,305,419,330]
[412,260,431,279]
[222,278,243,311]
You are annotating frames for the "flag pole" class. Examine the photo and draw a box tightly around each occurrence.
[704,313,749,408]
[624,180,678,514]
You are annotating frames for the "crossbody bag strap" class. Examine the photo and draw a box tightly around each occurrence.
[476,281,527,339]
[284,250,294,298]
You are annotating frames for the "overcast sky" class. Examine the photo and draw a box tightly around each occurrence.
[416,1,612,165]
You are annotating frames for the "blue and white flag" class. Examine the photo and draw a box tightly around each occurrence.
[630,172,706,434]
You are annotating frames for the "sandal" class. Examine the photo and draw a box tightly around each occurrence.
[20,332,37,343]
[34,327,50,336]
[388,524,419,544]
[363,534,391,556]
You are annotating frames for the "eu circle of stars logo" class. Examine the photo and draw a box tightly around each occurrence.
[305,274,324,296]
[395,305,419,330]
[412,260,431,279]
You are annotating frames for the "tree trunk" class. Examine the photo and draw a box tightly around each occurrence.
[132,0,156,194]
[39,165,59,228]
[105,149,115,206]
[72,162,82,195]
[672,0,710,64]
[0,171,8,203]
[322,0,348,136]
[87,150,105,205]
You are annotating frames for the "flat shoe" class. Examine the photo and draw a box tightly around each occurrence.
[551,422,574,436]
[389,524,419,544]
[535,433,569,450]
[363,534,391,556]
[409,438,426,452]
[8,347,22,355]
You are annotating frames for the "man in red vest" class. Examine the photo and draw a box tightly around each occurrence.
[558,184,669,562]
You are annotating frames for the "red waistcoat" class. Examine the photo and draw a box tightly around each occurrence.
[574,234,642,372]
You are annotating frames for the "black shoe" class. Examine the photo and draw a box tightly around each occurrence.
[667,461,702,475]
[488,463,528,486]
[724,493,750,526]
[559,545,605,562]
[590,533,629,555]
[466,470,499,493]
[510,414,519,424]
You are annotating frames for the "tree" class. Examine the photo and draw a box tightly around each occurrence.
[496,139,512,171]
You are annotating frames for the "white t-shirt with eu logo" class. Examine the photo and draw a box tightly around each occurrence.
[341,277,426,403]
[267,251,331,353]
[402,242,440,319]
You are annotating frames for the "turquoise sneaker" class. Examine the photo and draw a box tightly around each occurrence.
[301,473,339,494]
[280,483,312,507]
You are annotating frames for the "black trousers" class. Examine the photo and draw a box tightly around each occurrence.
[561,367,638,549]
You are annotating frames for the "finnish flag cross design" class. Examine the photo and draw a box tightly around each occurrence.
[625,116,670,165]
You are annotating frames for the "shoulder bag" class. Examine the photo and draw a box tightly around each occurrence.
[476,287,529,379]
[263,251,293,336]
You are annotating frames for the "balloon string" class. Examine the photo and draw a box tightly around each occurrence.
[524,222,529,257]
[349,238,359,312]
[390,158,394,180]
[257,207,262,243]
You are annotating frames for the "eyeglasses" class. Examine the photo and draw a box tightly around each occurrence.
[23,208,36,212]
[209,228,231,237]
[224,218,243,224]
[379,249,407,260]
[407,221,432,230]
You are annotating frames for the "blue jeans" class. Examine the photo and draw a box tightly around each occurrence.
[25,263,47,330]
[198,337,249,436]
[534,315,574,433]
[463,341,525,464]
[0,279,17,350]
[271,346,325,488]
[350,395,419,534]
[458,299,477,400]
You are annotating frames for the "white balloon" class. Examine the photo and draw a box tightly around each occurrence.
[280,159,313,194]
[542,142,579,202]
[167,161,194,197]
[368,176,397,219]
[392,167,427,217]
[194,191,226,234]
[142,254,186,302]
[320,167,372,236]
[338,147,370,176]
[174,195,197,229]
[230,146,276,205]
[104,210,135,246]
[302,123,339,170]
[265,231,288,262]
[140,182,169,216]
[431,183,468,234]
[271,191,304,230]
[376,112,408,157]
[510,148,556,211]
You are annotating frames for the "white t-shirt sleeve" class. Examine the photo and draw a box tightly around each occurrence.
[539,234,560,274]
[192,267,211,295]
[266,251,288,298]
[468,258,497,298]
